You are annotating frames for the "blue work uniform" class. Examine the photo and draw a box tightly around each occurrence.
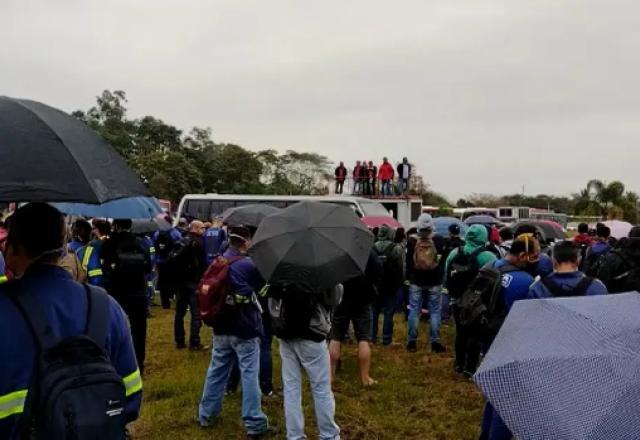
[0,252,6,284]
[77,242,104,286]
[152,228,183,264]
[67,239,85,255]
[0,264,142,438]
[203,227,227,265]
[528,271,608,298]
[140,235,157,298]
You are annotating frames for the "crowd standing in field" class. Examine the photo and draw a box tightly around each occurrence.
[1,200,640,439]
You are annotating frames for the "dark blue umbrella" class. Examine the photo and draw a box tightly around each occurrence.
[475,293,640,440]
[464,215,499,225]
[53,196,162,219]
[433,217,468,237]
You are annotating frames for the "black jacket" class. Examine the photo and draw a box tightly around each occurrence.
[597,238,640,293]
[334,166,347,181]
[342,249,383,306]
[101,231,152,299]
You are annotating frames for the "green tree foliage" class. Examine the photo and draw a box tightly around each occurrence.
[574,180,639,221]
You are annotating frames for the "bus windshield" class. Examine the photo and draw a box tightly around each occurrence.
[359,200,392,217]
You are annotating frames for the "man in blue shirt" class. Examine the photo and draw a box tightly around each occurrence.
[198,226,269,437]
[153,220,184,309]
[529,240,608,299]
[0,203,141,438]
[583,224,612,276]
[203,218,227,265]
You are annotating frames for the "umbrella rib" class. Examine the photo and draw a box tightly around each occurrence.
[11,99,97,203]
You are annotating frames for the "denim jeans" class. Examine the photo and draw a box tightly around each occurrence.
[381,180,392,196]
[371,293,396,345]
[279,339,340,440]
[174,287,202,347]
[408,285,442,344]
[400,178,409,193]
[226,326,274,395]
[199,335,269,435]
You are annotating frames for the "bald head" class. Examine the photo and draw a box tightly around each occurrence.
[189,220,205,236]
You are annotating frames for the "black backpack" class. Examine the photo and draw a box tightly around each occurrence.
[541,276,594,297]
[609,250,640,293]
[109,237,148,293]
[458,264,519,333]
[9,285,128,439]
[374,242,403,293]
[583,246,611,277]
[268,284,321,341]
[154,230,175,260]
[577,243,590,271]
[446,246,485,299]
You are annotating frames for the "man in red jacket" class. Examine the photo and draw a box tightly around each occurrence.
[378,157,394,197]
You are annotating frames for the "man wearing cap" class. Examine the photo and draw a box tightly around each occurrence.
[199,226,270,437]
[0,203,142,437]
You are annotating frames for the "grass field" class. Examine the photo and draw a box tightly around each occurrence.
[130,308,483,439]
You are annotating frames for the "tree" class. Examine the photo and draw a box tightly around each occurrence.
[135,150,202,203]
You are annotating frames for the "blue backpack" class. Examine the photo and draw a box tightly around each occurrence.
[9,285,128,439]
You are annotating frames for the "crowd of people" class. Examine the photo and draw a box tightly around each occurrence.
[1,201,640,439]
[334,157,412,196]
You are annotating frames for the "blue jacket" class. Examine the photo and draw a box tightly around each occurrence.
[492,259,535,312]
[212,248,264,339]
[67,239,85,255]
[204,227,227,265]
[140,236,157,287]
[76,239,105,287]
[533,253,554,279]
[0,253,6,283]
[528,271,608,298]
[0,264,142,438]
[152,228,183,264]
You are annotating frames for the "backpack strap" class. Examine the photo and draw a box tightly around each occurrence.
[84,284,111,348]
[541,276,594,297]
[573,276,594,296]
[9,288,57,352]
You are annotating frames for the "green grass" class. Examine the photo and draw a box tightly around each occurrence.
[130,309,483,439]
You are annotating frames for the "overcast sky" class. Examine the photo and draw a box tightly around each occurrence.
[2,0,638,199]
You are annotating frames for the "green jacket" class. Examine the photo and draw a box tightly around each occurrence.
[443,224,496,288]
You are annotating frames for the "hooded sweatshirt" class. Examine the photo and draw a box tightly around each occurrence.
[597,237,640,293]
[373,225,405,291]
[444,224,497,289]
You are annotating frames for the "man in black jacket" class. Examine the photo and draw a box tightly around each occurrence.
[173,220,207,350]
[334,162,347,194]
[597,226,640,293]
[102,218,153,373]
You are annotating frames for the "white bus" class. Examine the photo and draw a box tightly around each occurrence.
[497,206,569,227]
[175,194,419,228]
[453,207,498,220]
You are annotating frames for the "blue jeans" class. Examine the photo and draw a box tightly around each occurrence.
[199,335,269,435]
[371,293,395,345]
[279,339,340,440]
[408,285,442,344]
[381,180,392,196]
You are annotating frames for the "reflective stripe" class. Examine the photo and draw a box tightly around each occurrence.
[88,269,103,277]
[149,246,156,254]
[147,281,154,288]
[0,389,27,420]
[0,275,8,284]
[258,284,269,298]
[81,246,93,270]
[234,294,251,304]
[123,369,142,397]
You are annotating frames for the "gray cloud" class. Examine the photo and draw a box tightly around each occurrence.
[2,0,638,200]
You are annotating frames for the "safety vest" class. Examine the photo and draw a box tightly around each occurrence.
[77,245,104,286]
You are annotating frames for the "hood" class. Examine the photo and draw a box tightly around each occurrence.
[376,224,396,242]
[463,224,489,253]
[416,214,434,234]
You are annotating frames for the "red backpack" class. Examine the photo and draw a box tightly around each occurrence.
[198,255,243,327]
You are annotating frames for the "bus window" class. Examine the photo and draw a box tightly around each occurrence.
[411,202,422,222]
[210,201,235,216]
[360,200,392,217]
[184,200,211,221]
[499,208,512,218]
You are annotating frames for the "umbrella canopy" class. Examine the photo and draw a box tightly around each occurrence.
[0,96,148,203]
[250,201,374,291]
[512,220,566,241]
[131,217,172,235]
[475,293,640,440]
[222,204,282,227]
[360,215,402,230]
[464,215,499,226]
[433,217,468,238]
[52,197,163,219]
[603,220,633,239]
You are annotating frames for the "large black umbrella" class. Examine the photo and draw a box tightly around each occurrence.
[131,217,172,235]
[222,204,282,227]
[512,220,566,242]
[250,201,374,291]
[0,96,149,203]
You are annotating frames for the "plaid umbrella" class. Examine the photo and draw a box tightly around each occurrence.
[475,293,640,440]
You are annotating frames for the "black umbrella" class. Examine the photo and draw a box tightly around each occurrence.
[131,217,172,235]
[222,204,282,227]
[0,96,149,203]
[250,201,374,291]
[512,220,566,242]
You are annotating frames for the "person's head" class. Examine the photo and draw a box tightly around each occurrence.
[72,219,92,244]
[178,218,188,229]
[368,161,373,166]
[578,223,589,234]
[465,224,489,247]
[377,224,396,242]
[416,214,434,238]
[112,219,132,232]
[203,221,212,230]
[499,227,514,242]
[356,160,361,166]
[4,203,66,276]
[383,157,388,163]
[629,226,640,239]
[596,224,611,240]
[339,161,344,166]
[394,227,406,244]
[448,223,461,237]
[189,220,206,237]
[514,224,544,243]
[552,240,581,272]
[508,234,541,270]
[228,226,252,253]
[402,157,408,164]
[92,219,111,239]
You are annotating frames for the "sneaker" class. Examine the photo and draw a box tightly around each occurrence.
[406,341,417,353]
[247,426,277,438]
[431,342,447,353]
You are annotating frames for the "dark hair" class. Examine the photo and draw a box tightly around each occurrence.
[93,219,111,237]
[629,226,640,238]
[72,219,92,244]
[7,203,66,259]
[448,224,461,236]
[113,219,133,230]
[578,223,589,234]
[499,227,514,241]
[394,227,406,243]
[596,224,611,239]
[510,235,540,256]
[514,224,543,242]
[552,240,581,264]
